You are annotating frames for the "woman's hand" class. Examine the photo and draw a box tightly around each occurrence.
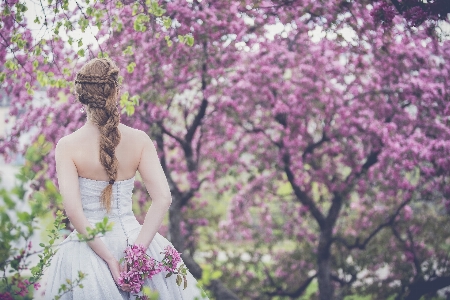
[107,258,131,293]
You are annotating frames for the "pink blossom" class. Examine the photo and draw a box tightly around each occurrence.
[403,205,413,221]
[118,244,183,296]
[404,6,428,26]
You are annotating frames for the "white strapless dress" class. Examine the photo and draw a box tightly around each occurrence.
[44,176,208,300]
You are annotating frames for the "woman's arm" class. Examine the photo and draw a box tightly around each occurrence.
[134,131,172,249]
[55,137,116,264]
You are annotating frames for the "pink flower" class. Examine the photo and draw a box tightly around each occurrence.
[0,292,14,300]
[403,205,413,221]
[160,245,182,273]
[370,2,396,27]
[33,283,41,291]
[404,6,428,26]
[118,244,186,296]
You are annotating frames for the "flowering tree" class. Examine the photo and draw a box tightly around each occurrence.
[214,2,450,299]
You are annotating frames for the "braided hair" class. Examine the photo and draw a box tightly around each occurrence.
[74,58,121,213]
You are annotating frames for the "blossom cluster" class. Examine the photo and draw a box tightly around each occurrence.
[370,1,397,27]
[117,244,186,297]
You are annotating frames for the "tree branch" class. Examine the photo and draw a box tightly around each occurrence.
[389,0,404,14]
[301,132,330,160]
[185,39,209,144]
[282,151,326,228]
[159,122,185,147]
[333,196,412,250]
[264,269,316,298]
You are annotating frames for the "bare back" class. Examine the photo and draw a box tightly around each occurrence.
[56,119,170,205]
[66,123,143,181]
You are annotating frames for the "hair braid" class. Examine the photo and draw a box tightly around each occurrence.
[74,58,121,213]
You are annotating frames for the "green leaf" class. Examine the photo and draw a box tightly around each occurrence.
[17,211,31,222]
[5,60,18,71]
[3,5,11,16]
[25,81,34,95]
[162,16,172,29]
[78,18,89,32]
[64,20,73,30]
[126,62,136,73]
[123,46,134,56]
[186,35,194,47]
[211,270,222,279]
[133,14,149,32]
[126,105,134,115]
[97,51,109,58]
[130,95,139,105]
[77,49,85,57]
[34,46,42,56]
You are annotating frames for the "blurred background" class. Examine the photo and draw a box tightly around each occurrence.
[1,1,450,299]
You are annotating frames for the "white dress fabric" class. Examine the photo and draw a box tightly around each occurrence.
[44,176,208,300]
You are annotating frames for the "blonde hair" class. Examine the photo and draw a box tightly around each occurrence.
[74,58,121,213]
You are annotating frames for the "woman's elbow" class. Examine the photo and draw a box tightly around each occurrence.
[151,189,172,206]
[163,191,172,206]
[64,207,81,224]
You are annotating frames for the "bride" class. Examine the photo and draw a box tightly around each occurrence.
[44,58,208,299]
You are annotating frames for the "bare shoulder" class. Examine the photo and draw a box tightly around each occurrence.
[56,126,86,148]
[54,134,75,160]
[119,124,150,143]
[119,123,141,135]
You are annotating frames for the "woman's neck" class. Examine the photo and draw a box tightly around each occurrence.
[85,117,97,127]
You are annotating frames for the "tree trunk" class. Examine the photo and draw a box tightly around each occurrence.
[168,199,185,251]
[317,228,334,300]
[405,276,450,300]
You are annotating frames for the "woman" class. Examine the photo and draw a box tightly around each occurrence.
[44,58,208,299]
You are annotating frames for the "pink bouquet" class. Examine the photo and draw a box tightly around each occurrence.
[117,244,189,298]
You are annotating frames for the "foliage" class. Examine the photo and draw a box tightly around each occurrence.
[0,137,114,298]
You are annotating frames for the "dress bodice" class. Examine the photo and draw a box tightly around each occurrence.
[78,176,135,221]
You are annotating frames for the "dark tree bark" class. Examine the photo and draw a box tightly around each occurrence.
[317,222,337,300]
[405,276,450,300]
